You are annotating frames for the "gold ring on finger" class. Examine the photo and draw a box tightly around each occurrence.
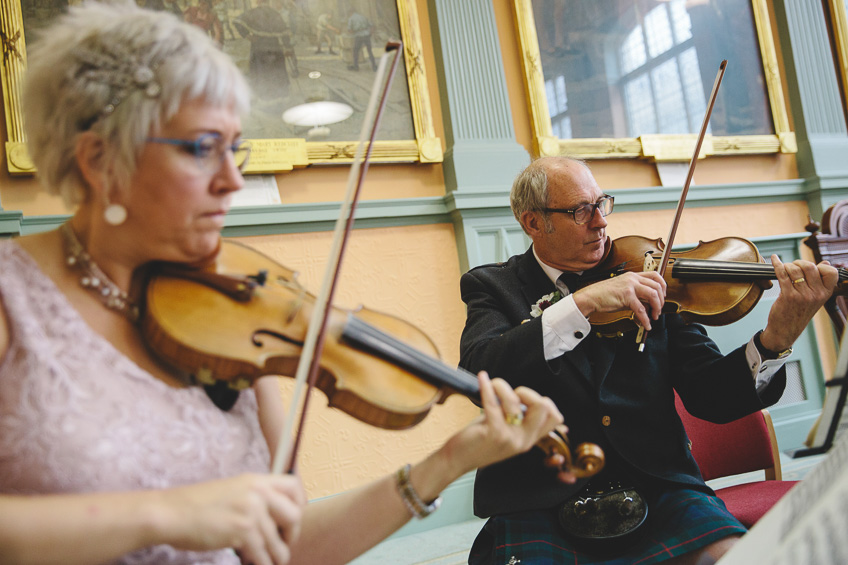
[793,277,805,285]
[505,412,524,426]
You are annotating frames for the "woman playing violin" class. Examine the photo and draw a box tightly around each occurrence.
[0,4,573,564]
[460,156,838,565]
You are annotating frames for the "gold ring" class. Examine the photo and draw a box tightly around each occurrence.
[793,277,805,285]
[505,412,524,426]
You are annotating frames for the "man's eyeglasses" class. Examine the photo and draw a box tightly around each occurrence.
[146,132,251,173]
[543,195,614,225]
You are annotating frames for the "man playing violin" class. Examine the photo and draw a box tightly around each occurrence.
[460,156,838,565]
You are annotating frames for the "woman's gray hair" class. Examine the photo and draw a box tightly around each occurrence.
[23,1,251,206]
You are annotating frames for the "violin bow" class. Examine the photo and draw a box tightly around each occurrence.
[271,41,404,475]
[636,59,727,352]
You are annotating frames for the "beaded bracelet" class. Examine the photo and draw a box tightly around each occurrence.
[395,463,442,519]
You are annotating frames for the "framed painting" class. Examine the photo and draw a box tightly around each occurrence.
[512,0,796,161]
[0,0,442,175]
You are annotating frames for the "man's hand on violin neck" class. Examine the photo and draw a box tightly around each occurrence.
[762,255,839,351]
[573,271,667,331]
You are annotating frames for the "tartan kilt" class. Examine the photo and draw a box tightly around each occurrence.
[468,488,746,565]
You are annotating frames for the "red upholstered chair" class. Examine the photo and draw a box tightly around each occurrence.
[674,393,797,527]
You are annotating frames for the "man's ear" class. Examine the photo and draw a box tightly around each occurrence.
[75,131,108,198]
[521,210,545,237]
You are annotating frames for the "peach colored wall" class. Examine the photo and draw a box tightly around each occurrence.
[0,168,67,216]
[607,201,810,243]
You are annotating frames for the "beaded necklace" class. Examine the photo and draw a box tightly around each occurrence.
[60,222,139,322]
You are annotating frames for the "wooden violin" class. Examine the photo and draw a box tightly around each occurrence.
[583,234,848,338]
[139,239,605,478]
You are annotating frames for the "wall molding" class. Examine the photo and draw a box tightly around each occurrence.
[0,209,22,237]
[4,178,847,239]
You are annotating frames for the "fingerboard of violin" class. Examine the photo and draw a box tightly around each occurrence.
[673,259,848,284]
[341,315,481,400]
[671,259,775,280]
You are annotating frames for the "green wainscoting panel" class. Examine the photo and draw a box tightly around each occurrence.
[450,210,528,273]
[0,210,23,238]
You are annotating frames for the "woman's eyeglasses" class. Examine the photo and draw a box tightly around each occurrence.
[146,132,251,173]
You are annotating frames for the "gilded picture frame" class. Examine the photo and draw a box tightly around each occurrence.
[512,0,796,162]
[0,0,442,175]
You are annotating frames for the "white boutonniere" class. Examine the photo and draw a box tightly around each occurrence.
[530,290,563,318]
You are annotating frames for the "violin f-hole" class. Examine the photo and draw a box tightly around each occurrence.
[253,329,305,349]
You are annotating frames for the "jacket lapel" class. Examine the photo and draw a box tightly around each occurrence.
[517,246,557,308]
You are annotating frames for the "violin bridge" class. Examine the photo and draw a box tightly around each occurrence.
[643,252,658,272]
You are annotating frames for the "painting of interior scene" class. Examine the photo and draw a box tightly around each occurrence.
[21,0,414,141]
[532,0,773,141]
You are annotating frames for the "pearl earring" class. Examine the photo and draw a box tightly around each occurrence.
[104,202,127,226]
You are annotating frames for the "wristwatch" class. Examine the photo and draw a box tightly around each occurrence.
[754,330,793,360]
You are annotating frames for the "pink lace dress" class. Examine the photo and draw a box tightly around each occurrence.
[0,241,271,564]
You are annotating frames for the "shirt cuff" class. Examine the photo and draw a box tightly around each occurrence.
[541,296,592,361]
[746,338,788,393]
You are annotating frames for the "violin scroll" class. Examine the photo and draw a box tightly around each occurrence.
[536,428,605,479]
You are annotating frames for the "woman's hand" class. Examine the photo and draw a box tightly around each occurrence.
[158,473,307,565]
[441,372,575,483]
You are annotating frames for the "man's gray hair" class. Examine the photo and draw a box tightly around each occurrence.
[23,1,251,206]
